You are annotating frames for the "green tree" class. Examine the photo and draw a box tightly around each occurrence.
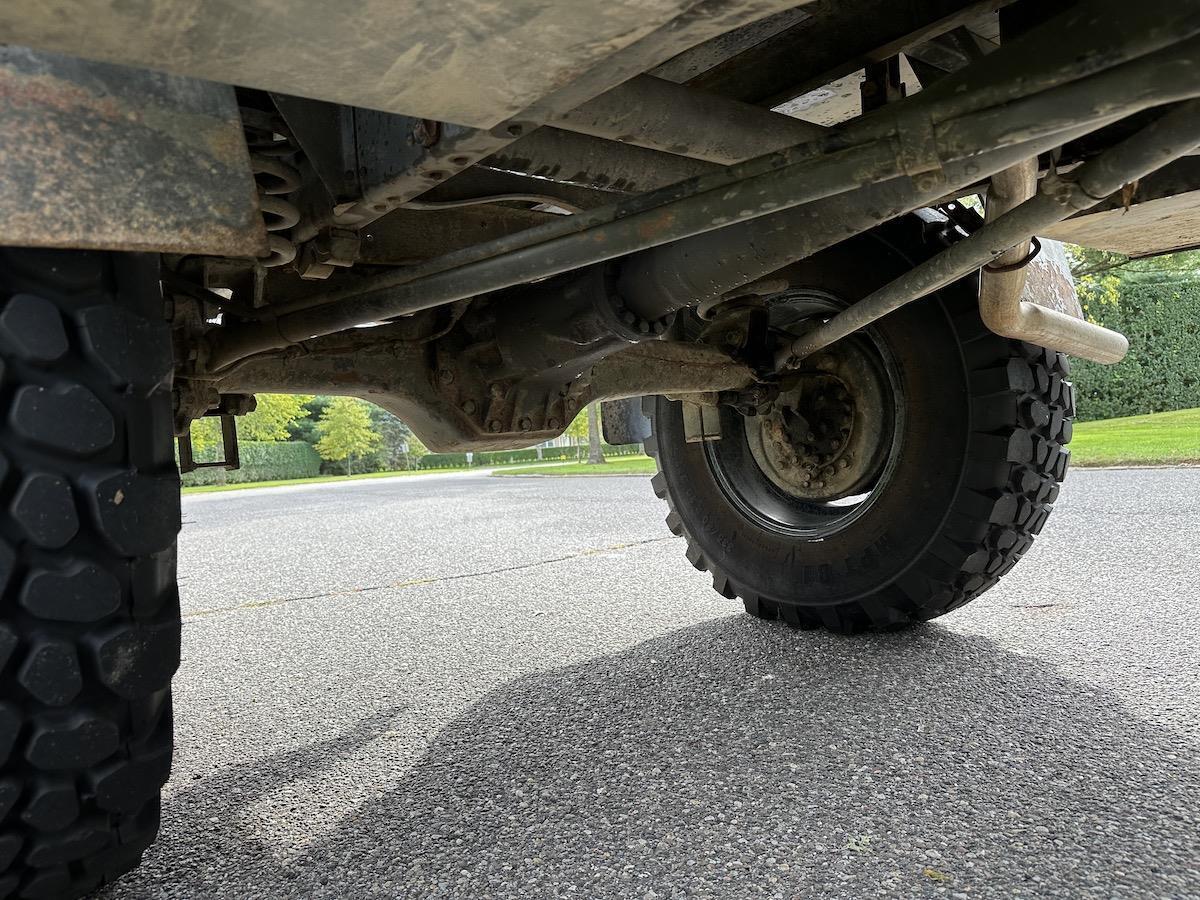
[368,405,425,471]
[561,409,589,460]
[288,395,332,445]
[1068,246,1200,281]
[586,401,605,464]
[190,393,311,455]
[315,397,381,475]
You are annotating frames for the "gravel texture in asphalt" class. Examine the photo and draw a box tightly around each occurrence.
[100,467,1200,899]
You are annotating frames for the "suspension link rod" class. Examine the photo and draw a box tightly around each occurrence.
[777,100,1200,367]
[206,32,1200,371]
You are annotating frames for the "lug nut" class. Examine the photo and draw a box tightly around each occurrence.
[838,458,850,470]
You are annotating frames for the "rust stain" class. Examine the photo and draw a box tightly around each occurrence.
[636,208,677,242]
[0,53,265,256]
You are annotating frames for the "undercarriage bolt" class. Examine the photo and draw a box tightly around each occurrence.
[487,419,503,432]
[438,368,455,384]
[518,417,533,431]
[461,399,477,415]
[812,479,825,489]
[838,458,850,470]
[547,416,561,430]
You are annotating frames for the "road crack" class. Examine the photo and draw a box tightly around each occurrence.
[183,536,674,621]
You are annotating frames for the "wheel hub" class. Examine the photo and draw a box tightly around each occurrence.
[746,339,893,502]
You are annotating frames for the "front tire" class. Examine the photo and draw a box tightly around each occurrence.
[0,249,180,898]
[645,221,1075,634]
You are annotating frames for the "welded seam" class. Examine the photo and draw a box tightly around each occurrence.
[182,536,675,621]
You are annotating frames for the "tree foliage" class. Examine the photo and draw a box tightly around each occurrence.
[1068,246,1200,282]
[191,393,312,455]
[367,405,425,471]
[564,410,588,441]
[586,402,605,464]
[1070,267,1200,421]
[315,397,381,474]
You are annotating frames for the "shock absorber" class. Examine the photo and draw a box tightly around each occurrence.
[250,155,301,268]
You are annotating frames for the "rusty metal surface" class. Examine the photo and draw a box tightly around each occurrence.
[1022,238,1083,319]
[0,0,811,130]
[0,47,265,256]
[254,0,809,234]
[555,75,826,165]
[482,128,719,194]
[1043,192,1200,258]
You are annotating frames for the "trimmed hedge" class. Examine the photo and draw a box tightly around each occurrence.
[418,443,642,469]
[180,441,322,486]
[418,452,470,469]
[1071,276,1200,421]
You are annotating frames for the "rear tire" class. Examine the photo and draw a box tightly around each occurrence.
[644,219,1075,634]
[0,249,180,898]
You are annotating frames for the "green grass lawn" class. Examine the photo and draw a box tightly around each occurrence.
[496,455,657,477]
[180,466,477,494]
[185,408,1196,493]
[1070,408,1200,467]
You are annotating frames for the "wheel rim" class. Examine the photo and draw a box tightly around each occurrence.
[703,290,904,538]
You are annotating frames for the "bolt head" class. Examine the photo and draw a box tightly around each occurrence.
[487,419,503,433]
[837,458,850,470]
[518,417,533,431]
[461,399,477,415]
[438,368,455,384]
[547,417,561,430]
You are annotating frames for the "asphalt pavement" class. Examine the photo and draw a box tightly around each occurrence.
[100,467,1200,899]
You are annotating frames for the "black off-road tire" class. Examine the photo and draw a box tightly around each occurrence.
[645,220,1075,634]
[0,249,180,898]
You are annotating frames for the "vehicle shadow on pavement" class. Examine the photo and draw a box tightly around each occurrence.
[109,616,1200,899]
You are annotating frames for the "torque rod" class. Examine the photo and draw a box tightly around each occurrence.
[776,101,1200,368]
